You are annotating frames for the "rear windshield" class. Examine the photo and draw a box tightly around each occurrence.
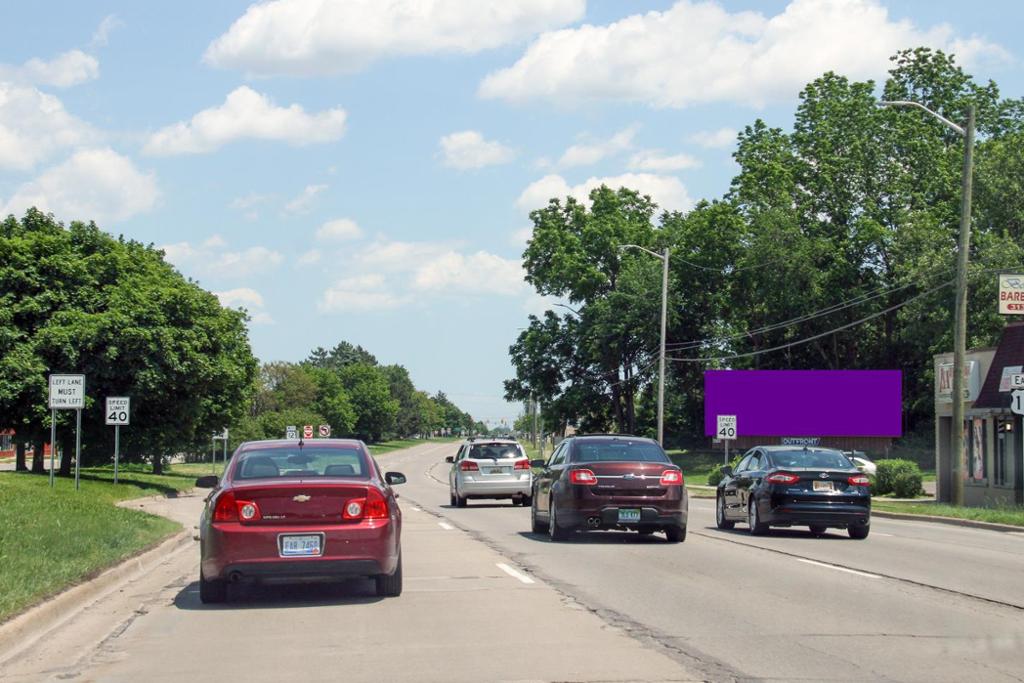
[768,449,853,469]
[234,447,369,479]
[573,441,669,463]
[468,443,524,460]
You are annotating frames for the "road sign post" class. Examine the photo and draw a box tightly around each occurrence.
[105,397,130,484]
[48,374,85,489]
[717,414,737,465]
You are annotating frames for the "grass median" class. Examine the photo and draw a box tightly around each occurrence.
[871,501,1024,527]
[0,465,197,624]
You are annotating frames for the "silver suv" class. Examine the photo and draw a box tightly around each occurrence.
[446,438,532,507]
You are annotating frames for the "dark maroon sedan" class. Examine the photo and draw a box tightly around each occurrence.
[195,439,406,603]
[530,435,688,542]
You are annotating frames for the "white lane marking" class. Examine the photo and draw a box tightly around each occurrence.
[409,506,422,512]
[496,563,535,584]
[797,558,880,579]
[872,532,894,537]
[438,521,454,530]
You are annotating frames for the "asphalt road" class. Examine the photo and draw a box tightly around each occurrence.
[5,441,1023,682]
[384,442,1024,682]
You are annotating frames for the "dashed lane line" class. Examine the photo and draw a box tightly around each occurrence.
[797,558,881,579]
[438,521,454,530]
[496,563,535,585]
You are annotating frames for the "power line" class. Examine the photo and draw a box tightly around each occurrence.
[667,278,955,364]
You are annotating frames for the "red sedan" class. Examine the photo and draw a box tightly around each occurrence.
[195,439,406,603]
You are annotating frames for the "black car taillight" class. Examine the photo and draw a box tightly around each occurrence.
[568,468,597,485]
[765,472,800,485]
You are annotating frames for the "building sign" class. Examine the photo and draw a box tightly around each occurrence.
[936,361,981,402]
[998,274,1024,314]
[781,437,821,446]
[998,365,1024,392]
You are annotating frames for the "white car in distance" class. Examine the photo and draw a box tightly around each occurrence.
[447,438,532,507]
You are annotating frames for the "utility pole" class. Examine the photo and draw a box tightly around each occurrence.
[878,100,974,506]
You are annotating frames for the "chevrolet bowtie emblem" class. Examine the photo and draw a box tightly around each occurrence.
[293,494,311,502]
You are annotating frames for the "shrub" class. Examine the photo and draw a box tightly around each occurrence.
[707,454,743,487]
[874,459,922,497]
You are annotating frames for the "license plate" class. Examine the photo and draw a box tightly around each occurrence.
[486,467,509,474]
[280,534,322,557]
[812,480,834,492]
[617,509,641,523]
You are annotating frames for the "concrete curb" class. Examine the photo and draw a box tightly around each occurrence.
[869,510,1024,533]
[0,528,191,667]
[686,485,1022,533]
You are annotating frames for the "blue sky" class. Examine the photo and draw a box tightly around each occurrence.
[1,1,1021,426]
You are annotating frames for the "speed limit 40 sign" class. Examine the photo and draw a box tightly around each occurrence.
[105,397,130,425]
[717,414,737,440]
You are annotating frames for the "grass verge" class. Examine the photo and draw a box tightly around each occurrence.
[871,501,1024,527]
[0,467,188,624]
[667,449,725,486]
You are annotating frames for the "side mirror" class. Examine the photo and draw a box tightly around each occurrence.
[720,466,733,477]
[529,459,546,468]
[195,475,218,488]
[445,456,454,463]
[385,472,407,486]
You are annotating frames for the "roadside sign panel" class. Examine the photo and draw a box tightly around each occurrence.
[1012,390,1024,416]
[318,424,331,438]
[303,425,314,439]
[999,274,1024,314]
[717,414,737,440]
[1011,374,1024,390]
[49,374,85,409]
[105,397,130,425]
[286,425,297,439]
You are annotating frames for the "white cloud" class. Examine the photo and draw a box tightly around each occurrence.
[160,236,283,279]
[143,86,346,156]
[214,287,275,325]
[627,150,701,172]
[229,191,271,220]
[319,274,407,312]
[517,173,692,214]
[480,0,1008,108]
[413,250,526,296]
[511,226,534,246]
[439,130,515,169]
[0,50,99,88]
[284,184,327,215]
[1,148,158,223]
[205,0,586,77]
[91,15,124,47]
[316,218,363,241]
[0,83,98,170]
[298,249,322,265]
[688,127,737,149]
[558,127,635,167]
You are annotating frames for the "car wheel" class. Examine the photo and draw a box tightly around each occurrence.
[199,569,227,604]
[375,553,403,597]
[809,525,827,536]
[748,499,769,536]
[522,494,532,507]
[455,485,467,508]
[530,500,547,534]
[449,491,456,506]
[716,494,735,530]
[664,525,686,543]
[848,523,870,540]
[548,499,570,542]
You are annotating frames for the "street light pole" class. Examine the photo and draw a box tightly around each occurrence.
[879,100,975,506]
[619,244,669,446]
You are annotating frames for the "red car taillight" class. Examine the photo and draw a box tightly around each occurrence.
[660,470,684,486]
[513,459,531,470]
[569,469,597,485]
[212,491,261,523]
[766,472,800,485]
[848,474,871,486]
[343,488,389,520]
[459,460,479,471]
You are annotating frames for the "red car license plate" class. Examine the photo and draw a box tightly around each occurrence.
[280,534,322,557]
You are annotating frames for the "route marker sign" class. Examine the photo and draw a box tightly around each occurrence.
[1011,390,1024,416]
[303,424,314,439]
[318,424,331,438]
[1010,373,1024,390]
[716,414,737,440]
[286,425,297,439]
[49,374,85,409]
[105,397,130,425]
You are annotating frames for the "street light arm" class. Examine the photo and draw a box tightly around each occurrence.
[619,244,666,262]
[877,100,965,137]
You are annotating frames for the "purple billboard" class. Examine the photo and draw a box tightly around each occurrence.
[704,370,902,437]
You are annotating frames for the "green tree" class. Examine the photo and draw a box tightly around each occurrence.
[339,363,398,441]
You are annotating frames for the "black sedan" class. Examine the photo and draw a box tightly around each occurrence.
[715,446,871,539]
